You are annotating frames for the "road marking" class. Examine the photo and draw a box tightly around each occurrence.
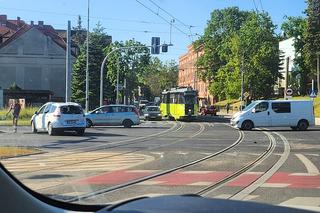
[279,197,320,212]
[151,152,164,158]
[242,195,259,201]
[188,181,212,186]
[230,131,290,200]
[176,151,188,155]
[214,194,231,199]
[261,183,290,188]
[295,154,319,174]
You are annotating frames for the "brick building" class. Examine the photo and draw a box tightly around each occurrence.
[178,44,214,106]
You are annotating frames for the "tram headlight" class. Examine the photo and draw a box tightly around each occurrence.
[188,109,191,112]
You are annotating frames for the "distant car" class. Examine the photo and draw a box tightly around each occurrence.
[30,102,86,136]
[85,105,140,128]
[200,105,217,116]
[144,106,162,121]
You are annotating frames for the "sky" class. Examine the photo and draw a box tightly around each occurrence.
[1,0,307,62]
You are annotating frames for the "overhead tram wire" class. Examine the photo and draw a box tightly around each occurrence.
[252,0,259,13]
[259,0,265,12]
[135,0,192,41]
[147,0,195,41]
[1,6,173,26]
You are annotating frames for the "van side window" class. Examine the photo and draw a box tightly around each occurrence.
[255,102,268,113]
[272,102,291,113]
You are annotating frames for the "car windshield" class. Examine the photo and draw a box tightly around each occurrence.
[242,102,258,111]
[0,0,319,212]
[146,107,159,112]
[60,105,83,114]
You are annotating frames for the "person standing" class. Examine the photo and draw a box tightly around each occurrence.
[6,99,21,133]
[226,103,230,114]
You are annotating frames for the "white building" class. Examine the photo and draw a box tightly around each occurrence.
[276,37,296,95]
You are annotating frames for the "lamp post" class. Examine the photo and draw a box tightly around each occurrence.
[317,52,319,97]
[85,0,90,111]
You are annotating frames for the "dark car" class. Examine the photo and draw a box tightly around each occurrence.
[200,105,217,116]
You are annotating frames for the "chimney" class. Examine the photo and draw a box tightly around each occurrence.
[30,21,34,26]
[0,15,7,26]
[38,21,44,27]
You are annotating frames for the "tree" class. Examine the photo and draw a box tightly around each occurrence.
[104,39,150,102]
[196,8,281,100]
[305,0,320,92]
[71,23,112,109]
[72,15,87,46]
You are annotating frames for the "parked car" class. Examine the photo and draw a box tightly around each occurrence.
[231,100,315,130]
[30,102,86,136]
[85,104,140,128]
[200,105,217,116]
[144,106,162,121]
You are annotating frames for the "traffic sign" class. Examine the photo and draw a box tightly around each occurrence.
[243,92,249,98]
[310,90,317,98]
[286,88,293,96]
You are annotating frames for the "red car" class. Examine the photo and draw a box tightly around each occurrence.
[200,105,217,116]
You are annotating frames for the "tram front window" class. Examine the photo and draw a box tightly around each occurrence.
[184,95,196,105]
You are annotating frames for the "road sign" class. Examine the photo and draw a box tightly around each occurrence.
[286,88,293,96]
[310,90,317,98]
[243,92,249,98]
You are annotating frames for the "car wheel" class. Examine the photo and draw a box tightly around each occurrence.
[123,119,133,128]
[86,119,93,128]
[31,121,37,133]
[48,123,56,136]
[76,129,85,136]
[297,120,308,131]
[241,120,253,131]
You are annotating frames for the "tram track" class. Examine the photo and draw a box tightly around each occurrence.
[62,125,244,203]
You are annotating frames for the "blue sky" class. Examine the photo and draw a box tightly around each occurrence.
[1,0,307,62]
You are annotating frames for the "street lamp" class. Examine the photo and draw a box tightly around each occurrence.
[85,0,90,111]
[317,52,320,97]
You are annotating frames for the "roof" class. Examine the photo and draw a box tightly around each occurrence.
[0,24,68,52]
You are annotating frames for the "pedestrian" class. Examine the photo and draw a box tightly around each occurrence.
[6,99,21,133]
[226,103,230,114]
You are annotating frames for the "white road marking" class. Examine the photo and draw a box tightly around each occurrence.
[151,152,164,158]
[176,151,188,155]
[295,154,319,174]
[242,195,259,201]
[214,194,232,199]
[279,197,320,212]
[188,181,212,186]
[261,183,290,188]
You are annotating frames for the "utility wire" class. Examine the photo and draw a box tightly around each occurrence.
[1,6,184,26]
[259,0,264,12]
[252,0,259,13]
[135,0,191,39]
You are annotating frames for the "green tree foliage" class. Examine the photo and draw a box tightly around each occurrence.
[71,23,112,109]
[141,58,178,98]
[195,7,280,100]
[305,0,320,79]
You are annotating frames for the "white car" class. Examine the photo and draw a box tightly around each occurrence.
[30,102,86,136]
[85,104,140,128]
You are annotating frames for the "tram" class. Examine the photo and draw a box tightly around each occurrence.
[160,87,198,121]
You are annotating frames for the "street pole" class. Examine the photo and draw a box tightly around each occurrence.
[65,20,71,102]
[240,63,244,111]
[85,0,90,111]
[116,61,120,104]
[317,52,319,97]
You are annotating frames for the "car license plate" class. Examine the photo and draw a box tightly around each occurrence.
[66,120,77,124]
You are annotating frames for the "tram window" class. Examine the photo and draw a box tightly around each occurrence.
[170,94,175,104]
[178,93,185,104]
[185,95,196,104]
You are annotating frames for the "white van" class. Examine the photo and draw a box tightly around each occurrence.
[231,100,315,130]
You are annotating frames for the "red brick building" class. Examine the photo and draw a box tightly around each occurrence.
[178,44,214,106]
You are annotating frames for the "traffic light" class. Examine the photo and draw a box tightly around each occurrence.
[151,37,160,54]
[161,44,168,53]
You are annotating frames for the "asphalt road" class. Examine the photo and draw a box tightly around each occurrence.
[0,119,319,211]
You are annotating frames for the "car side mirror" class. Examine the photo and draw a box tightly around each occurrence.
[34,111,38,115]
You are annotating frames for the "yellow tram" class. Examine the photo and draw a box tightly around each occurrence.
[160,87,198,121]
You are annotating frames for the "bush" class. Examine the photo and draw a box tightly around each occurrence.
[0,107,38,120]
